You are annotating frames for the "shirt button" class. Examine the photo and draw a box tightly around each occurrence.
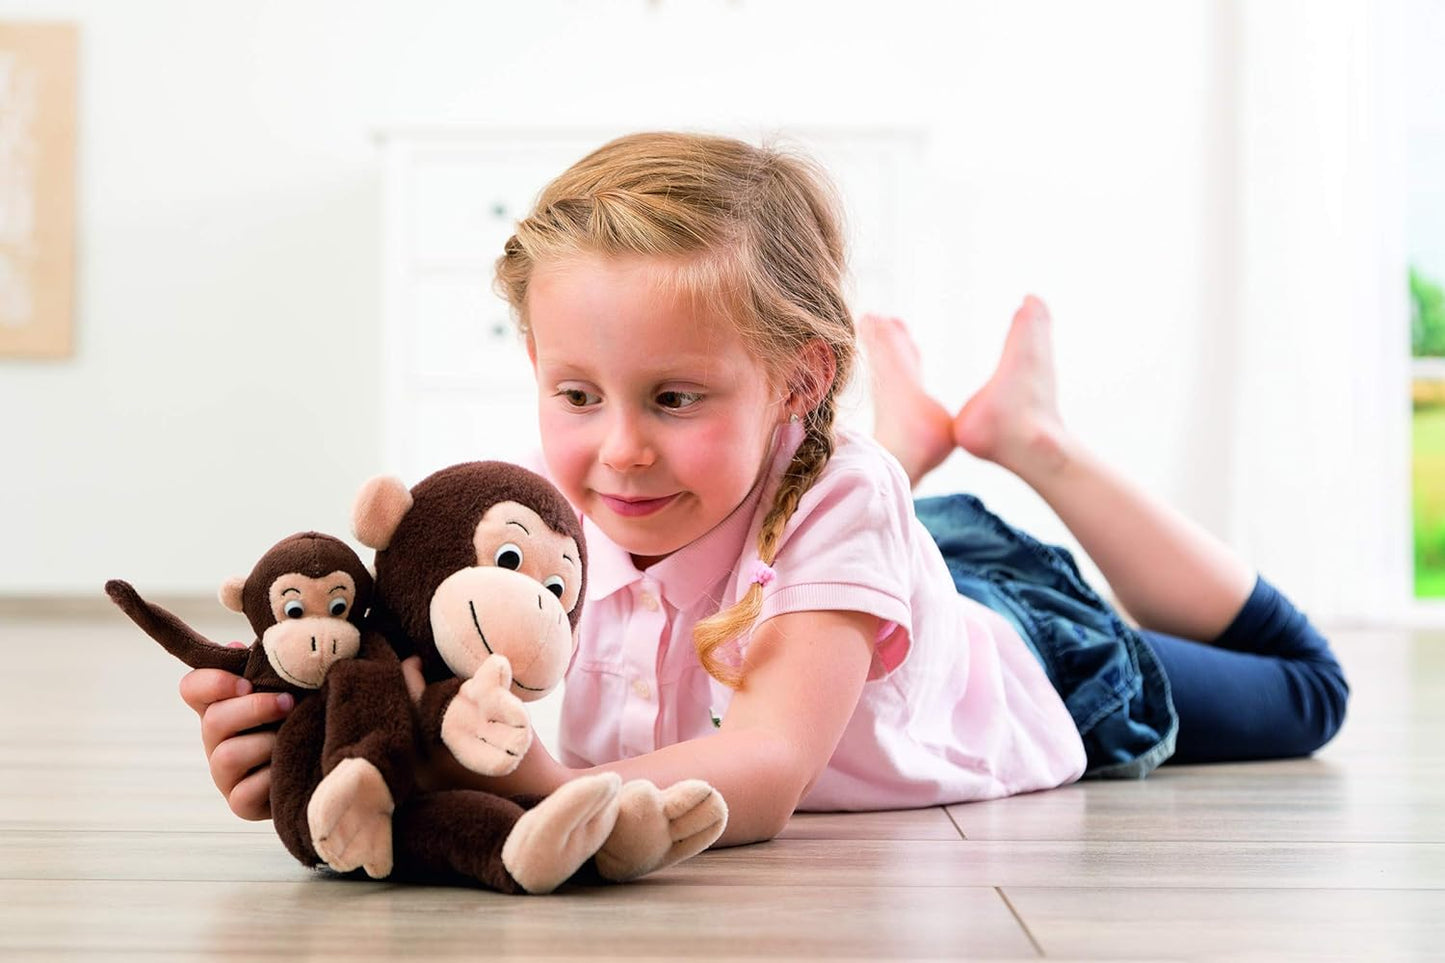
[639,592,660,612]
[632,679,652,700]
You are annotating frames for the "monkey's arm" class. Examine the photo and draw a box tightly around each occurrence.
[104,579,249,674]
[305,638,417,879]
[317,634,417,799]
[415,677,464,749]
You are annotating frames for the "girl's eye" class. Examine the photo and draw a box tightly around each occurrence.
[495,543,523,570]
[328,597,348,617]
[283,600,305,619]
[559,388,599,408]
[656,390,702,410]
[543,575,566,599]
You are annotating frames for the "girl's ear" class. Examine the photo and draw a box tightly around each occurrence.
[784,339,838,419]
[218,576,246,614]
[352,476,414,550]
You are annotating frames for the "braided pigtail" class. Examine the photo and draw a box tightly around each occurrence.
[692,387,840,688]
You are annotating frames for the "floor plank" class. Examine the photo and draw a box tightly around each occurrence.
[1003,886,1445,961]
[0,879,1040,960]
[662,837,1445,890]
[948,761,1445,843]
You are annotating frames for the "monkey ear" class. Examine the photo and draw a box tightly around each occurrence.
[218,577,246,614]
[352,475,414,550]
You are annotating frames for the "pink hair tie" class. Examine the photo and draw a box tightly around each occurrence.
[745,560,777,588]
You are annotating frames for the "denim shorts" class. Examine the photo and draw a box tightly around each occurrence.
[915,494,1178,778]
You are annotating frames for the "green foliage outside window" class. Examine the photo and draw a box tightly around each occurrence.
[1412,265,1445,598]
[1413,266,1445,358]
[1416,405,1445,598]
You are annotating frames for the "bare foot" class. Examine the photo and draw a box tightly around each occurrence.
[952,295,1069,477]
[859,314,956,487]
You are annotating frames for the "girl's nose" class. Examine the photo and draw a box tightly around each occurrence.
[599,412,655,470]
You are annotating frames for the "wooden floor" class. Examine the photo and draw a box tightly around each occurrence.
[3,609,1443,961]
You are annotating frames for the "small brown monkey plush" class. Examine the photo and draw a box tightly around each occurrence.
[106,532,413,878]
[352,460,728,894]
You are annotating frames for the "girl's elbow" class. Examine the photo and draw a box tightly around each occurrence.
[733,741,810,842]
[738,789,797,845]
[717,805,790,847]
[754,795,795,842]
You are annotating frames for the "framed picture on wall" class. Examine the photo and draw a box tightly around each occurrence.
[0,21,77,359]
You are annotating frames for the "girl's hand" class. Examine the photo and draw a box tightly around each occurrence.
[178,667,293,821]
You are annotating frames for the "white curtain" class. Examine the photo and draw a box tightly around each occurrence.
[1228,0,1412,622]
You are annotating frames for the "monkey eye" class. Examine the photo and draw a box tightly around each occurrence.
[283,600,305,619]
[543,575,566,599]
[494,543,523,570]
[328,597,348,617]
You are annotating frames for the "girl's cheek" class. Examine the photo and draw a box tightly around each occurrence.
[692,411,753,451]
[539,417,590,480]
[670,427,713,466]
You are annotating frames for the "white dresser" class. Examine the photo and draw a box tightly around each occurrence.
[378,127,924,484]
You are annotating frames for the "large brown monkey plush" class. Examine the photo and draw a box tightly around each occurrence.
[352,460,728,894]
[105,532,413,878]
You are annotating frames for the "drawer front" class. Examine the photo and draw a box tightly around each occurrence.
[384,131,922,481]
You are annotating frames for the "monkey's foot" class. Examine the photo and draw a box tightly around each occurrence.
[308,757,395,879]
[500,772,622,894]
[594,779,728,883]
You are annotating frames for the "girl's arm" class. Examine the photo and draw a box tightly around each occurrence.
[602,607,877,845]
[436,608,878,847]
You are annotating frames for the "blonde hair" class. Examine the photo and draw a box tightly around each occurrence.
[495,131,855,688]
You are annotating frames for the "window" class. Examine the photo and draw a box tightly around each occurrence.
[1408,0,1445,600]
[1412,268,1445,598]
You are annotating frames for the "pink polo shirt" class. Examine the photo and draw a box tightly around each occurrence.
[554,423,1086,810]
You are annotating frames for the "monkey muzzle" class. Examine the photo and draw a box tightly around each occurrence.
[260,618,363,689]
[429,566,574,699]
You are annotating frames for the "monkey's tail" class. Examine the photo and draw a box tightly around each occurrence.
[104,579,250,674]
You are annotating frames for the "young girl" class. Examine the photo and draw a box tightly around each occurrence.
[182,131,1348,848]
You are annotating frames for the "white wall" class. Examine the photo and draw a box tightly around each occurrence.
[0,0,1412,622]
[1409,0,1445,280]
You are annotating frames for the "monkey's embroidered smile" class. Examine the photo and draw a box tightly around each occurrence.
[466,598,548,693]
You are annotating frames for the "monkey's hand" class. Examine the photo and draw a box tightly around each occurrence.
[594,779,728,882]
[441,653,533,776]
[308,757,395,879]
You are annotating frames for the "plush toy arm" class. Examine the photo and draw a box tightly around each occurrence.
[319,645,417,800]
[416,676,465,747]
[104,579,249,674]
[414,666,533,777]
[306,634,416,880]
[439,655,534,777]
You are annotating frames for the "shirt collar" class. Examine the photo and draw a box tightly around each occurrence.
[582,421,805,610]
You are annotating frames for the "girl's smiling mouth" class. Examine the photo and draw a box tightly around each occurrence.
[598,493,679,517]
